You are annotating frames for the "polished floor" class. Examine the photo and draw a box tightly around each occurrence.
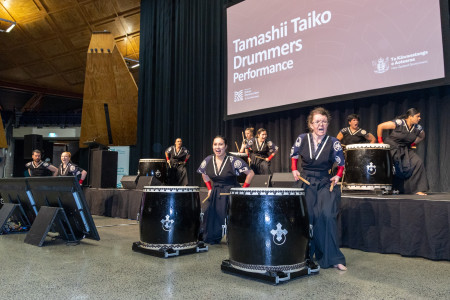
[1,216,449,300]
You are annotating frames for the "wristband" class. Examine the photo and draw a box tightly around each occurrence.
[267,154,275,161]
[411,142,416,148]
[336,166,344,178]
[184,158,188,163]
[205,181,212,190]
[79,179,84,185]
[291,158,298,171]
[243,182,250,188]
[378,137,383,144]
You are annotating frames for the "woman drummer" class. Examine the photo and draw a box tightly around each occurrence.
[290,107,347,271]
[239,127,254,153]
[337,114,376,145]
[58,151,87,185]
[197,135,254,244]
[245,128,278,175]
[165,138,190,186]
[377,108,428,195]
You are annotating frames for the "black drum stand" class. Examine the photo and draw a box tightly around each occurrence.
[132,241,208,258]
[221,259,319,285]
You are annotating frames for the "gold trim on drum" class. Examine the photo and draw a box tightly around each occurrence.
[139,158,167,162]
[143,186,200,192]
[230,187,305,195]
[229,260,307,273]
[343,184,392,190]
[346,143,390,150]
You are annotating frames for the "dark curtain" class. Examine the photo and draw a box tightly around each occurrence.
[133,0,450,192]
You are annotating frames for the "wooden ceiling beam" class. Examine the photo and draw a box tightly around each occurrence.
[0,81,82,99]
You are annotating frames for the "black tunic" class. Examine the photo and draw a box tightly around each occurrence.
[246,138,278,175]
[165,146,190,186]
[197,154,250,244]
[290,133,346,268]
[385,119,429,194]
[57,162,84,180]
[25,161,54,176]
[339,127,372,145]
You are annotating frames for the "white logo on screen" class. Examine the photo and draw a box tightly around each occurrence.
[234,90,243,102]
[372,57,390,74]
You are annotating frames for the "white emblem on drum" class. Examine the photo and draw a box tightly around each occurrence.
[335,156,341,164]
[333,141,342,152]
[161,215,174,231]
[200,160,207,169]
[295,137,301,147]
[270,223,288,246]
[395,119,402,126]
[366,162,376,175]
[234,159,243,169]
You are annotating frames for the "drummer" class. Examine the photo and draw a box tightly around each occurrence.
[290,107,347,271]
[239,127,254,153]
[165,138,190,186]
[245,128,278,175]
[197,135,254,244]
[336,114,376,145]
[377,108,428,195]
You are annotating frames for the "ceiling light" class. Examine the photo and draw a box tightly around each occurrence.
[0,17,16,33]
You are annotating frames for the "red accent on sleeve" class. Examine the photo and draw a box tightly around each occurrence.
[205,181,212,190]
[336,166,344,178]
[291,158,298,171]
[243,182,250,188]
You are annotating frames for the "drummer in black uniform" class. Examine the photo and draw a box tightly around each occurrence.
[239,127,254,153]
[245,128,278,175]
[165,138,190,186]
[337,114,376,145]
[57,151,87,185]
[25,149,58,176]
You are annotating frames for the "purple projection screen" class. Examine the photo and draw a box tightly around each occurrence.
[226,0,448,118]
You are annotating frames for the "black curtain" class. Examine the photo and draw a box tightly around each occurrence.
[133,0,450,192]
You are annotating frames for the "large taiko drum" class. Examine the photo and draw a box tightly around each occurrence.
[138,159,167,184]
[344,143,393,191]
[227,188,309,272]
[138,186,201,250]
[229,152,248,183]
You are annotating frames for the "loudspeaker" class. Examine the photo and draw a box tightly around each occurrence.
[24,134,43,159]
[89,150,118,188]
[271,172,296,188]
[250,175,271,187]
[120,175,138,189]
[136,176,162,190]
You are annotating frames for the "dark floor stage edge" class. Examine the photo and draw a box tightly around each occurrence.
[84,188,450,261]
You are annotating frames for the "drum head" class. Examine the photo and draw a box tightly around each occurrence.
[346,143,390,150]
[143,186,199,192]
[230,187,304,195]
[139,158,167,162]
[229,152,247,157]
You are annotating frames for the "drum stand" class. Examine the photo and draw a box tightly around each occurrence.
[132,241,208,258]
[220,259,319,285]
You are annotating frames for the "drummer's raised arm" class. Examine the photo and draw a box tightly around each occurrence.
[377,121,395,143]
[243,169,255,186]
[366,133,376,143]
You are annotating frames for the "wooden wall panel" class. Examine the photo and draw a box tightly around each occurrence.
[0,113,7,148]
[80,32,137,147]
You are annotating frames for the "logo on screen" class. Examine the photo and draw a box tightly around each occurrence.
[234,90,243,102]
[373,57,390,74]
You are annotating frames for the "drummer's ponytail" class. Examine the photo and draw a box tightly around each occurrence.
[398,108,420,120]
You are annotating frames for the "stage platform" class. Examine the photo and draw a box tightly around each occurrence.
[83,187,450,261]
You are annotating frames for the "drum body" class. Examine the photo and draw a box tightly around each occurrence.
[138,159,167,184]
[139,186,201,250]
[344,143,392,190]
[227,188,309,272]
[229,152,248,183]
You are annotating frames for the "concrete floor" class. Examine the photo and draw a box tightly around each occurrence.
[0,216,449,300]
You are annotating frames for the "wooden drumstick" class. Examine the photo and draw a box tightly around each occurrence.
[202,194,210,203]
[330,181,336,192]
[235,141,240,152]
[220,193,231,196]
[242,131,245,142]
[298,176,310,186]
[255,155,266,160]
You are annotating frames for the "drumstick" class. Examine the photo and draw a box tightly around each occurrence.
[298,176,310,186]
[235,141,240,152]
[220,193,231,196]
[330,181,335,192]
[242,131,245,142]
[255,155,266,160]
[202,194,210,203]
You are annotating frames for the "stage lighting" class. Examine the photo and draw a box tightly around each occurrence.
[0,17,16,33]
